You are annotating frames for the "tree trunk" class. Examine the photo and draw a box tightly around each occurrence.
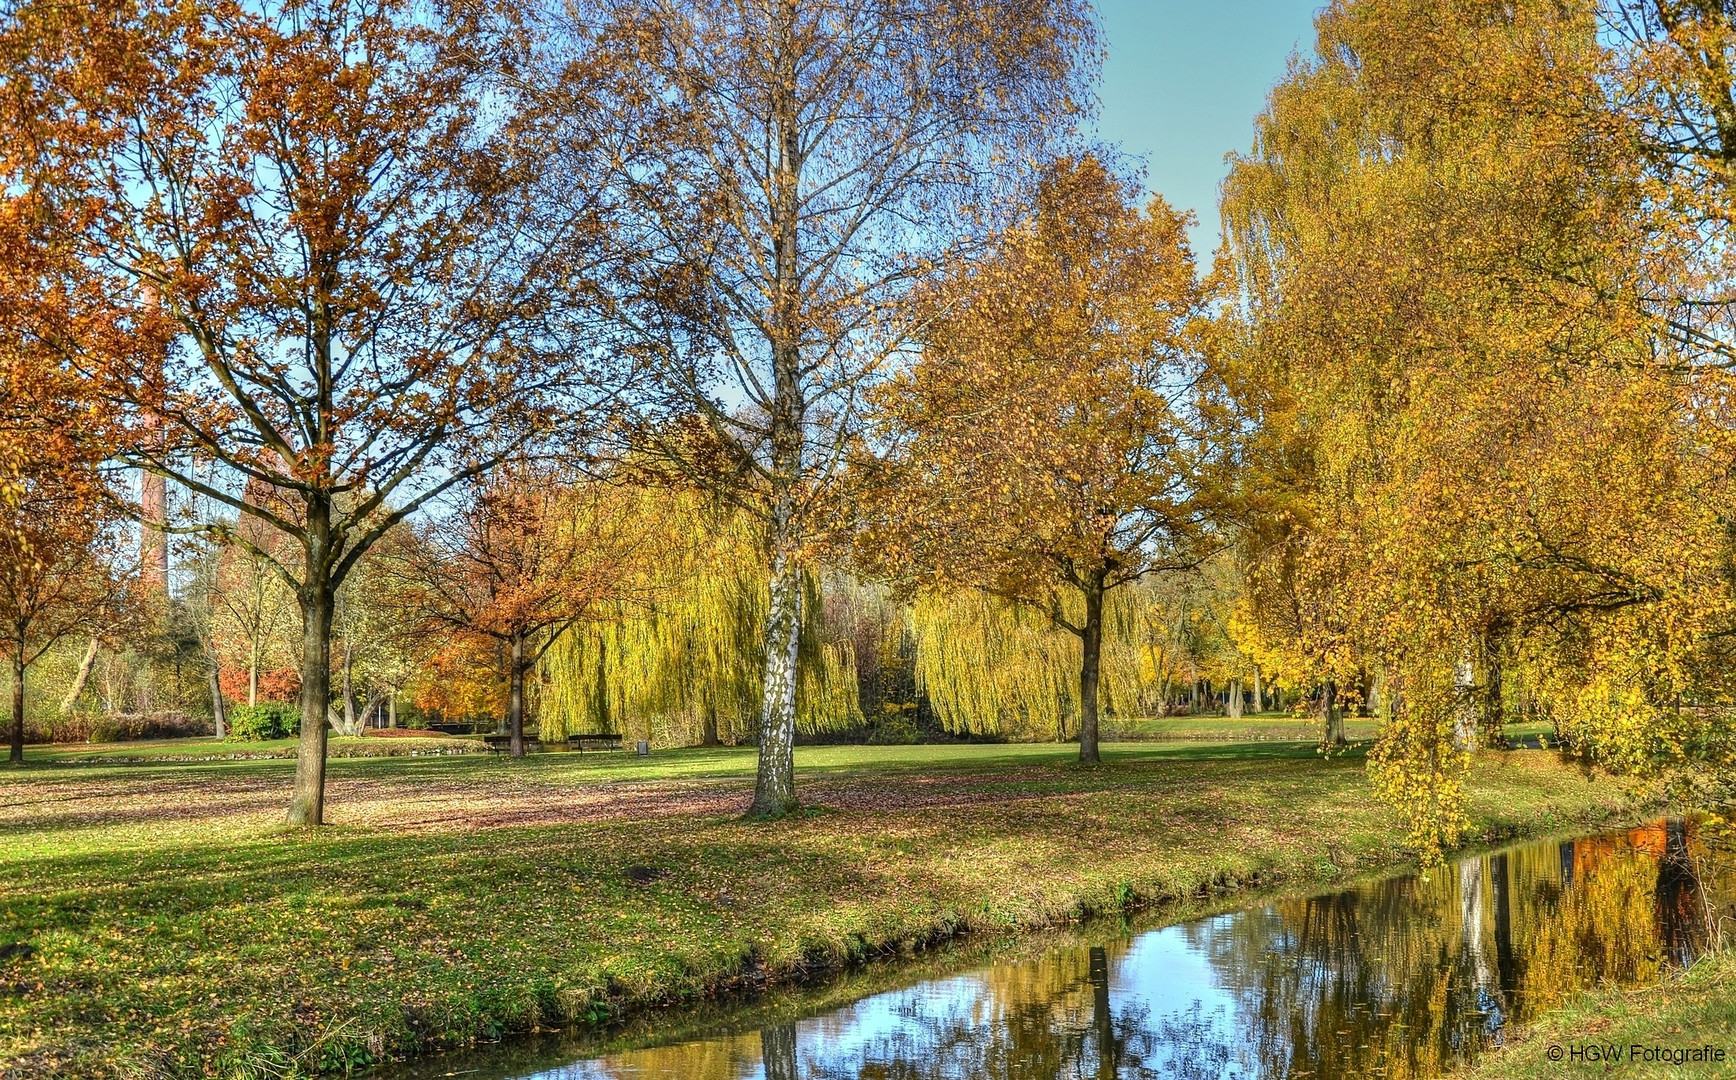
[509,630,527,758]
[387,693,397,729]
[701,702,720,747]
[359,692,385,734]
[286,573,334,826]
[248,641,259,707]
[208,658,226,739]
[1452,657,1477,751]
[495,638,511,735]
[1252,666,1264,713]
[1078,573,1106,764]
[10,650,24,765]
[749,0,804,819]
[341,637,358,735]
[1321,679,1345,747]
[59,636,99,715]
[752,552,801,815]
[1227,676,1244,720]
[1482,654,1505,748]
[1145,643,1164,714]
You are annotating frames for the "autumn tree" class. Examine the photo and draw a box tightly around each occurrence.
[547,0,1098,812]
[396,469,662,757]
[0,479,131,763]
[207,544,298,710]
[179,546,232,737]
[5,0,624,821]
[864,156,1216,763]
[334,525,427,730]
[1216,0,1723,857]
[0,346,131,762]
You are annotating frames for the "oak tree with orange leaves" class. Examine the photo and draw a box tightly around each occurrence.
[4,0,626,821]
[394,468,663,757]
[0,63,139,764]
[864,156,1217,763]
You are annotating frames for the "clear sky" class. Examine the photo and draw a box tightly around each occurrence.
[1095,0,1326,253]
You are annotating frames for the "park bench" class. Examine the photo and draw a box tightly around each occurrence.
[567,734,624,753]
[482,733,542,754]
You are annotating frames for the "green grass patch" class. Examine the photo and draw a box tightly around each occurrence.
[0,740,1657,1077]
[24,734,485,763]
[1108,713,1380,742]
[1465,950,1736,1079]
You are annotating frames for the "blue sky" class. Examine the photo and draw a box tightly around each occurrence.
[1096,0,1325,252]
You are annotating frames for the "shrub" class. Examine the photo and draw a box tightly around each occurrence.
[866,711,922,745]
[25,711,204,744]
[226,703,301,741]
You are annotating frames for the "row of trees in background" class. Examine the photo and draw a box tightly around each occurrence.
[0,0,1101,827]
[5,0,1736,856]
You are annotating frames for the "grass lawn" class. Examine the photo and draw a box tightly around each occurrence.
[1465,949,1736,1080]
[1107,713,1560,746]
[1109,712,1381,742]
[0,736,1657,1077]
[26,735,486,762]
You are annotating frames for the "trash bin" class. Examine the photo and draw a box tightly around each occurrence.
[636,740,650,756]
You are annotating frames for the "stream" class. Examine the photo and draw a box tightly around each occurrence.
[381,818,1734,1079]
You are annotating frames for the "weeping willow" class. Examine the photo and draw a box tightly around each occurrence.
[540,505,861,745]
[910,587,1153,740]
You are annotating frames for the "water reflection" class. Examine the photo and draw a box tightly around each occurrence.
[456,821,1735,1080]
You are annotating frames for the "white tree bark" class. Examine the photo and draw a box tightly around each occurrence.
[1453,657,1478,751]
[751,552,802,815]
[59,637,99,715]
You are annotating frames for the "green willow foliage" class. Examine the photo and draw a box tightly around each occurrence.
[539,509,860,744]
[909,588,1153,740]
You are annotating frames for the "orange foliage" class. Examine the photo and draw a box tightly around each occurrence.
[217,665,300,706]
[410,637,504,725]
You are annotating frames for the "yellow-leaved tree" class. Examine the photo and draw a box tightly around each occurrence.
[1218,0,1733,860]
[864,155,1218,763]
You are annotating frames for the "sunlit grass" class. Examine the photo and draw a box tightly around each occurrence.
[0,738,1653,1076]
[1466,950,1736,1080]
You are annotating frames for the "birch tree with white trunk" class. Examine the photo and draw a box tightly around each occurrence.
[547,0,1099,813]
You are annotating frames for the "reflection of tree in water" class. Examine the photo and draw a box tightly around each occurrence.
[1175,825,1722,1080]
[1175,883,1456,1080]
[1655,818,1720,967]
[1135,1000,1236,1080]
[762,1023,798,1080]
[798,945,1180,1079]
[576,823,1728,1080]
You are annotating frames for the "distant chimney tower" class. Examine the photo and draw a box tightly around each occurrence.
[140,468,169,592]
[137,281,170,594]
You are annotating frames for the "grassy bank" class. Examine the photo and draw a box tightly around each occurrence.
[1108,713,1381,742]
[1464,949,1736,1080]
[27,734,485,762]
[0,738,1651,1077]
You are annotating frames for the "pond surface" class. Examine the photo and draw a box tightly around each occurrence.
[392,820,1733,1080]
